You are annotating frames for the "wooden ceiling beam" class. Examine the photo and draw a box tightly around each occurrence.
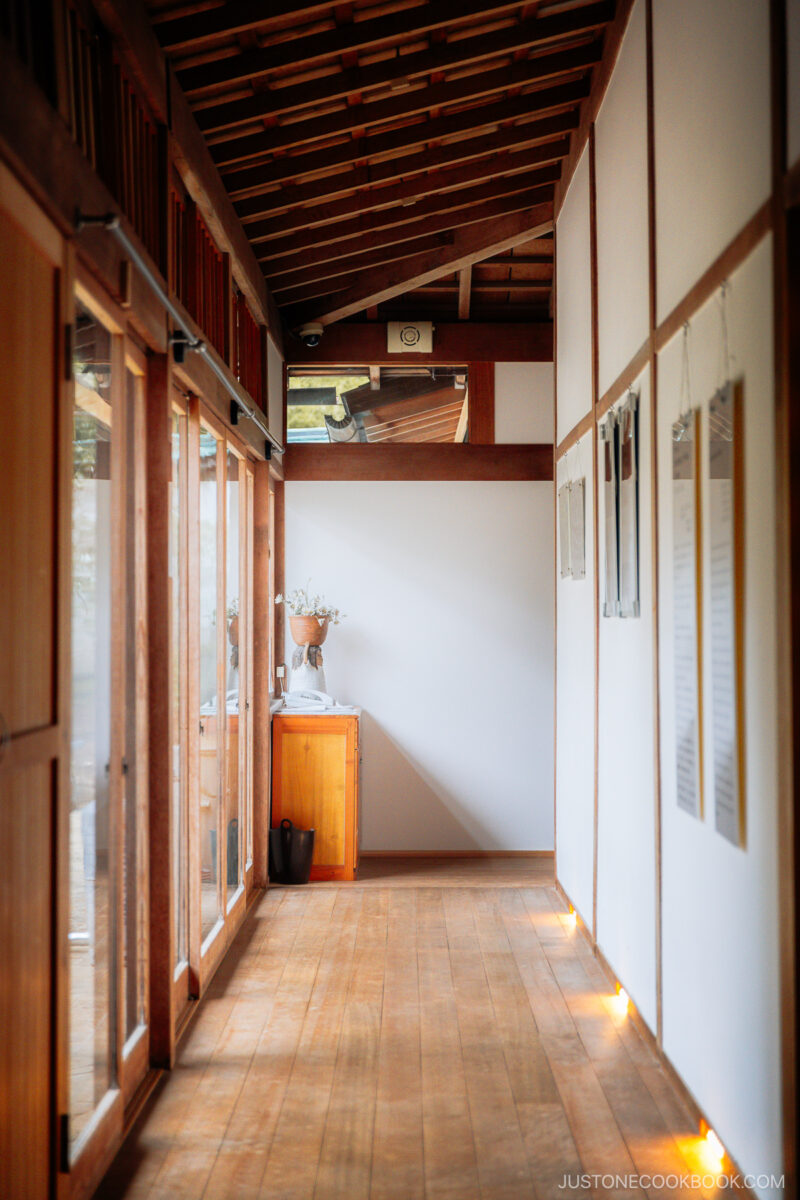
[239,139,566,232]
[176,0,533,95]
[283,321,552,364]
[209,41,599,166]
[288,202,553,326]
[223,86,583,195]
[261,167,557,268]
[263,185,554,283]
[195,2,612,133]
[419,280,551,292]
[458,267,472,320]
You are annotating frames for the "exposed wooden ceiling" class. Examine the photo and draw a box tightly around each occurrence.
[145,0,616,333]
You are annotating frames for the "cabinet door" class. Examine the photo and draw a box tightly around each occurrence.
[272,717,357,881]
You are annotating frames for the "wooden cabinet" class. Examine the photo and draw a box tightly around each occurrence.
[271,714,360,881]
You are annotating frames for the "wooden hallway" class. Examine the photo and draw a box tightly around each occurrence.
[98,861,732,1200]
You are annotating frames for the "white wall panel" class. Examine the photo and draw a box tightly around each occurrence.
[495,362,554,443]
[556,148,593,444]
[657,238,781,1196]
[555,435,595,923]
[595,0,649,396]
[595,365,657,1029]
[653,0,771,322]
[285,481,555,851]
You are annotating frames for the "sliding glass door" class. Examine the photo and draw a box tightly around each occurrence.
[67,282,150,1173]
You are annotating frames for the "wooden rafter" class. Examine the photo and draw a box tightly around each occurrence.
[288,202,553,326]
[238,142,566,233]
[154,0,345,51]
[208,42,599,165]
[222,91,582,196]
[260,167,558,267]
[262,186,554,287]
[193,1,612,133]
[176,1,610,97]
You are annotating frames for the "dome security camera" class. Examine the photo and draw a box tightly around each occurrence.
[298,322,324,348]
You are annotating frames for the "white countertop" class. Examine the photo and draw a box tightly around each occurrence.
[271,699,360,717]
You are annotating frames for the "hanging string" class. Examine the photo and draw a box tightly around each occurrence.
[673,321,693,441]
[716,278,731,390]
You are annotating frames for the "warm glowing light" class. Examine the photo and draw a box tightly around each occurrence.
[705,1129,725,1163]
[566,907,577,929]
[613,985,629,1015]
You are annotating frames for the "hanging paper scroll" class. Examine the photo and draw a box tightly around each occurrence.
[558,484,572,578]
[708,381,745,846]
[599,413,619,617]
[672,409,703,819]
[618,395,640,618]
[569,478,586,580]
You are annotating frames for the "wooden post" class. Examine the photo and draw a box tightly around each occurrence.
[468,361,495,444]
[252,460,272,887]
[145,351,175,1068]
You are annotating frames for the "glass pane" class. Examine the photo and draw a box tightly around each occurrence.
[69,300,115,1151]
[122,369,145,1044]
[285,369,469,443]
[225,452,242,907]
[199,426,221,942]
[170,409,187,968]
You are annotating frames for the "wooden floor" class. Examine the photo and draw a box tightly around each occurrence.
[98,859,733,1200]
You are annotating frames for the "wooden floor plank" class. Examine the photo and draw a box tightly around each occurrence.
[98,863,732,1200]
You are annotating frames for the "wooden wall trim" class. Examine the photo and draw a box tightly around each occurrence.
[554,200,776,468]
[771,0,798,1190]
[282,443,554,482]
[554,0,636,218]
[283,321,553,366]
[588,125,600,944]
[469,361,495,444]
[597,336,651,419]
[655,201,772,352]
[644,0,663,1048]
[556,409,594,459]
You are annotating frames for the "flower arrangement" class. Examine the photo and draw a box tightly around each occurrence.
[275,583,345,626]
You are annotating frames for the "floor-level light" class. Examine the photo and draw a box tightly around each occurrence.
[704,1128,725,1164]
[566,906,577,930]
[613,984,629,1016]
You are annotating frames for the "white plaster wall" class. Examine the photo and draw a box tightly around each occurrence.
[657,238,781,1195]
[652,0,771,323]
[556,147,592,444]
[595,365,657,1030]
[595,0,649,396]
[267,334,284,450]
[284,481,555,851]
[789,0,800,169]
[495,361,554,443]
[555,435,595,924]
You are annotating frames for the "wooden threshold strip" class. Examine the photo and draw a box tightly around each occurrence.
[556,408,593,460]
[283,443,553,482]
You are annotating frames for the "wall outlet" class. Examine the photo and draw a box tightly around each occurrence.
[276,665,285,679]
